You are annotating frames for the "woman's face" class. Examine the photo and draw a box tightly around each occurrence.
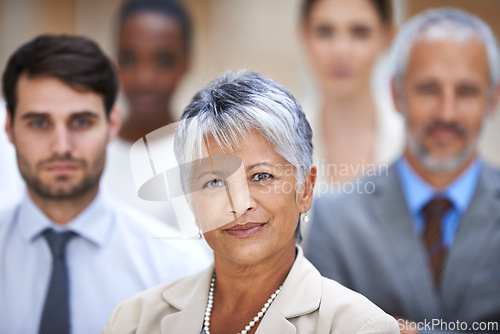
[118,12,188,116]
[302,0,390,97]
[189,131,316,266]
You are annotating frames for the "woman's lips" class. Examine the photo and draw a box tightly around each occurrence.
[130,92,158,110]
[224,223,266,238]
[331,67,352,79]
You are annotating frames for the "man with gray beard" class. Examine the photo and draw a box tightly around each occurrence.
[306,8,500,334]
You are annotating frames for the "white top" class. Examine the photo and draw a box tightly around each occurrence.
[0,189,213,334]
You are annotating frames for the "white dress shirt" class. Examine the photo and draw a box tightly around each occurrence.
[0,189,212,334]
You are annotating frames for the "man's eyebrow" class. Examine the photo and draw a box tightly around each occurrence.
[20,112,49,120]
[20,110,100,120]
[69,111,100,118]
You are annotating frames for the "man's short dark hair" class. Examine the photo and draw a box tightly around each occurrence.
[119,0,193,52]
[2,34,119,118]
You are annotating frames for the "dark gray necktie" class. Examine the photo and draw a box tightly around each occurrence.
[39,229,75,334]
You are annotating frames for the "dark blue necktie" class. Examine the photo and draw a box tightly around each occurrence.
[39,229,75,334]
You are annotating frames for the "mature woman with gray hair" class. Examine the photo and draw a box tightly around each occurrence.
[103,71,398,334]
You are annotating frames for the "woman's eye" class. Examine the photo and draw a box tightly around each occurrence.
[352,25,370,39]
[156,53,175,69]
[118,52,135,67]
[251,173,273,182]
[202,179,224,189]
[315,25,333,38]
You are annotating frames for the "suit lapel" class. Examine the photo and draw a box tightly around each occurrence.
[256,309,297,333]
[160,265,214,334]
[259,247,321,333]
[441,164,500,316]
[160,300,207,334]
[370,166,442,316]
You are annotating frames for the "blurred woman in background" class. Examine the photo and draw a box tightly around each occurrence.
[117,0,191,142]
[301,0,404,186]
[103,0,193,227]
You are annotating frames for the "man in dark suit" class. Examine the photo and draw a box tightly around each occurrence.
[306,8,500,334]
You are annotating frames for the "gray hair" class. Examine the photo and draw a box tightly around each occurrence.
[174,70,313,191]
[392,8,500,90]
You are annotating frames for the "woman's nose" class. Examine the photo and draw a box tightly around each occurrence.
[225,165,251,217]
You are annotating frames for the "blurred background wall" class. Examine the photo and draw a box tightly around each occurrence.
[0,0,498,165]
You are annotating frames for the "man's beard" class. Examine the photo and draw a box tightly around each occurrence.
[407,120,475,173]
[17,152,105,201]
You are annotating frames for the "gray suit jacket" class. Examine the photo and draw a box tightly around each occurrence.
[305,163,500,325]
[103,247,398,334]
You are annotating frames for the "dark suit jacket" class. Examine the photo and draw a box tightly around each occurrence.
[305,162,500,326]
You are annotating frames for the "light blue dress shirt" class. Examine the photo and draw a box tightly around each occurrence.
[396,157,481,248]
[0,189,212,334]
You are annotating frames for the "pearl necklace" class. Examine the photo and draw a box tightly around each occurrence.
[203,273,283,334]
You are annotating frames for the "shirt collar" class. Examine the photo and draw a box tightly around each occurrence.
[396,156,482,215]
[445,159,482,213]
[17,188,114,247]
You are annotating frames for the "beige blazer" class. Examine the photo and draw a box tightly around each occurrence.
[103,247,399,333]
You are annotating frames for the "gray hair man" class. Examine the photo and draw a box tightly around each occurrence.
[306,8,500,333]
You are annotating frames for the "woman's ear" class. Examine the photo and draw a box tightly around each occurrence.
[298,165,317,213]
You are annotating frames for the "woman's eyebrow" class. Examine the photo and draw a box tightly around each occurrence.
[196,170,224,180]
[246,162,273,172]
